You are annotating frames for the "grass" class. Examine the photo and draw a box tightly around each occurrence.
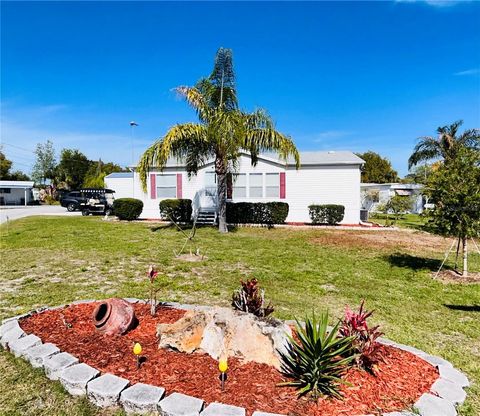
[1,216,479,415]
[370,213,426,230]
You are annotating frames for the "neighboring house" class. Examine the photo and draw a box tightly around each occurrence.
[0,180,35,206]
[105,151,365,224]
[360,183,425,214]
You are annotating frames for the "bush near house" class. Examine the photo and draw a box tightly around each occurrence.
[226,202,289,225]
[159,199,193,223]
[112,198,143,221]
[309,204,345,225]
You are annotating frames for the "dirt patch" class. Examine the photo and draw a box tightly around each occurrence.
[434,270,480,284]
[311,229,452,254]
[20,303,438,416]
[174,253,207,262]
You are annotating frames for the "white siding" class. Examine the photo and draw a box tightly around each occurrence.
[105,178,135,200]
[286,165,361,224]
[106,154,362,224]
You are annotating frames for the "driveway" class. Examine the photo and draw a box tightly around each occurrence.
[0,205,81,224]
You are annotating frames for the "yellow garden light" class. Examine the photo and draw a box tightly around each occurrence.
[133,342,142,369]
[218,357,228,391]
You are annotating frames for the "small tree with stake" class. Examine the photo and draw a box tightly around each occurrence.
[426,147,480,277]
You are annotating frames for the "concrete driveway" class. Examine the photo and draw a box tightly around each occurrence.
[0,205,81,224]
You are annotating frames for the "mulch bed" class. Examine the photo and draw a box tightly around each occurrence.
[20,302,439,416]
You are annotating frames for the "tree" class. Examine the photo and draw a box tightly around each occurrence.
[54,148,91,189]
[0,150,13,179]
[425,147,480,277]
[32,140,56,185]
[138,48,299,233]
[408,120,480,169]
[402,164,434,184]
[0,150,31,181]
[82,159,127,188]
[357,151,399,183]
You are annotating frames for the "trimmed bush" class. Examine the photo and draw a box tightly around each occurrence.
[159,199,192,223]
[226,202,289,225]
[309,204,345,225]
[113,198,143,221]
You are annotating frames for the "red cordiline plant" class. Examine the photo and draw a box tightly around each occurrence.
[339,300,384,372]
[232,278,274,317]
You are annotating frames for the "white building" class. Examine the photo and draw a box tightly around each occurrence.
[0,180,35,206]
[361,183,425,214]
[106,151,365,224]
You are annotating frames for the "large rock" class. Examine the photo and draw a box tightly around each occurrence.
[157,307,292,369]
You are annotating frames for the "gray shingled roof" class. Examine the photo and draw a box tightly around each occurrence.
[287,151,364,166]
[105,172,133,179]
[131,151,363,169]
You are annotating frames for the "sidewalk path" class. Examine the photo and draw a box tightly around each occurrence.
[0,205,80,224]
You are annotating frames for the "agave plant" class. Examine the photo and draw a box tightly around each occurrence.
[339,300,383,372]
[279,312,355,399]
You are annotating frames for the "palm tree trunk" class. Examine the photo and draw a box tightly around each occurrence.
[462,237,468,277]
[215,156,228,233]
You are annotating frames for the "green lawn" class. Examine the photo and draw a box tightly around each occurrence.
[369,213,427,230]
[1,216,479,415]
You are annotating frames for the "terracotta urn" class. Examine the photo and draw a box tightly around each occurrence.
[92,298,138,335]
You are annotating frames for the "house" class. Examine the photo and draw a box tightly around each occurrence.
[360,183,425,214]
[105,151,365,224]
[0,180,35,206]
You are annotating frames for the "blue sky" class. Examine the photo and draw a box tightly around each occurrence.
[1,1,479,177]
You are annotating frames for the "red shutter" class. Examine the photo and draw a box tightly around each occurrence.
[280,172,286,199]
[176,173,183,198]
[150,174,156,199]
[227,174,232,199]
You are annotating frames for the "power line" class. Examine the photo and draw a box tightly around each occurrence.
[1,142,35,154]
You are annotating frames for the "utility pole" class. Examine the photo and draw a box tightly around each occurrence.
[130,121,138,197]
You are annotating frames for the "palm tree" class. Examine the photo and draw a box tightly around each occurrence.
[408,120,480,169]
[138,48,300,233]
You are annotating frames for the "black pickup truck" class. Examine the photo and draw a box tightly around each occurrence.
[60,188,115,212]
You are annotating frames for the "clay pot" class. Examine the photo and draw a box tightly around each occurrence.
[92,298,138,335]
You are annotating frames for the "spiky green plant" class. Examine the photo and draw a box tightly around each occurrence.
[279,312,355,399]
[137,48,300,233]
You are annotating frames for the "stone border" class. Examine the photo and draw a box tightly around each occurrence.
[0,299,470,416]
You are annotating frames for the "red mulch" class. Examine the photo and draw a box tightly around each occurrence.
[20,303,438,416]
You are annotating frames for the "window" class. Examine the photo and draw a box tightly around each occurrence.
[156,174,177,198]
[233,174,246,198]
[0,188,11,194]
[266,173,280,197]
[205,171,216,187]
[249,173,263,197]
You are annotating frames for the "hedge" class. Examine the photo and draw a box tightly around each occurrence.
[226,202,289,225]
[159,199,193,223]
[308,204,345,225]
[112,198,144,221]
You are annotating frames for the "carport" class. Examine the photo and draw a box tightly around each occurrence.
[0,180,35,206]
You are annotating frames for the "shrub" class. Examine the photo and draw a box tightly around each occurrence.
[159,199,192,223]
[232,278,274,317]
[339,300,384,372]
[113,198,143,221]
[226,202,289,225]
[308,204,345,225]
[279,312,355,399]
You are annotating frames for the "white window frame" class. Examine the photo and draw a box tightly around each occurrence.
[266,173,280,198]
[249,173,263,198]
[156,174,177,198]
[232,173,246,198]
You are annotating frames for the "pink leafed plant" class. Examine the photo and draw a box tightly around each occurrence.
[339,300,384,373]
